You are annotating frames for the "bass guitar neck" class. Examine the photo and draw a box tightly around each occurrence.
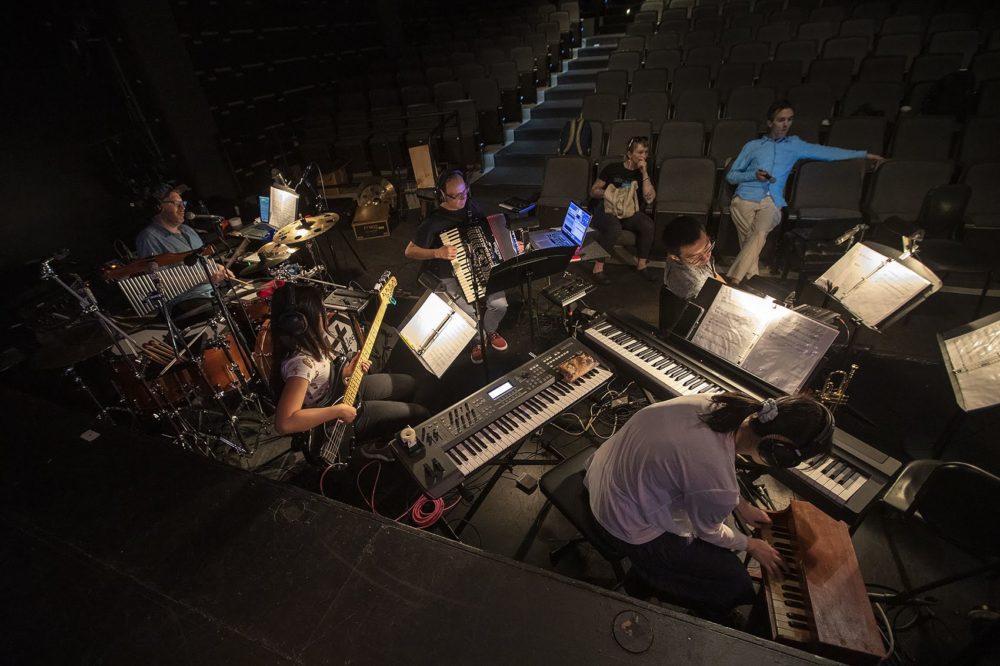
[314,271,397,467]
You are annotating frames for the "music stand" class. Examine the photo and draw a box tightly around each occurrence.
[928,311,1000,458]
[486,246,576,351]
[398,289,479,378]
[814,241,942,352]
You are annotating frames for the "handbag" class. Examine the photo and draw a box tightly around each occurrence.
[603,181,638,219]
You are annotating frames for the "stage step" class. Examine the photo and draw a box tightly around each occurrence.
[492,140,560,167]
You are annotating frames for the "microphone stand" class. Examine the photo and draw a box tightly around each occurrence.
[193,255,264,455]
[462,206,491,381]
[39,260,205,444]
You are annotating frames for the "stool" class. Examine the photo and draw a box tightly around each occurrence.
[539,447,627,582]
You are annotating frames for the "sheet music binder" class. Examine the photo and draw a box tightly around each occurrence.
[398,289,478,378]
[814,242,941,331]
[689,282,839,394]
[938,310,1000,412]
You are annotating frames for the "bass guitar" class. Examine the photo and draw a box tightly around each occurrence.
[299,271,397,468]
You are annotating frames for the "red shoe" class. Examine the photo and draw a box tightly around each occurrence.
[470,344,484,364]
[488,331,508,351]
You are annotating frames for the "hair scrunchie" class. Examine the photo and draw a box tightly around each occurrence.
[758,398,779,424]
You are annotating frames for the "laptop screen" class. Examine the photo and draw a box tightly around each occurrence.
[259,196,270,224]
[562,201,593,246]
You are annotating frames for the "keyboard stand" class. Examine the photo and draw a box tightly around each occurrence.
[452,429,567,537]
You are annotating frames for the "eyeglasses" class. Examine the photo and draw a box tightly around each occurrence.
[627,136,650,151]
[681,239,715,265]
[161,199,187,208]
[444,187,470,201]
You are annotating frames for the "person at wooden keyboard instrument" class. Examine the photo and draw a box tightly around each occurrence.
[584,393,834,620]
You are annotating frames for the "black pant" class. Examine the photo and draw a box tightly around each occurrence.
[601,524,756,616]
[589,210,655,260]
[354,373,429,442]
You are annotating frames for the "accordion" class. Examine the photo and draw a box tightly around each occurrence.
[439,214,518,303]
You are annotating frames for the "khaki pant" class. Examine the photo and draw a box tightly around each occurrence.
[727,196,782,282]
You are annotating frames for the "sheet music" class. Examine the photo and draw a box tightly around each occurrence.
[691,284,838,394]
[816,243,932,327]
[399,291,478,378]
[742,310,839,394]
[691,286,770,364]
[943,319,1000,411]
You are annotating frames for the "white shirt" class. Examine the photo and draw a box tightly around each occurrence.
[584,395,748,551]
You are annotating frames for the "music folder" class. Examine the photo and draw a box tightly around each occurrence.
[398,289,479,378]
[938,310,1000,412]
[689,282,839,395]
[815,242,940,330]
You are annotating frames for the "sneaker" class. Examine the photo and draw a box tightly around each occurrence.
[592,271,612,286]
[359,439,395,462]
[488,331,508,351]
[470,343,484,364]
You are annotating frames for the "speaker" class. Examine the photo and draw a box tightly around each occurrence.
[274,285,309,336]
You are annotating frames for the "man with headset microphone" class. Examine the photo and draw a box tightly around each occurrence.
[584,392,834,621]
[404,171,520,364]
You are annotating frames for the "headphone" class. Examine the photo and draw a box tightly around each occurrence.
[754,399,835,468]
[274,284,309,336]
[436,169,466,204]
[143,182,175,218]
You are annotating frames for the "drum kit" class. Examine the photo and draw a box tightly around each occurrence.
[31,213,370,460]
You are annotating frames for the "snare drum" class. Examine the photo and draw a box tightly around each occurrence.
[108,356,193,412]
[199,331,252,394]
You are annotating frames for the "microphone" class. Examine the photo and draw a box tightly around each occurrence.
[759,170,777,184]
[834,223,868,246]
[148,261,162,289]
[294,163,314,190]
[185,212,224,222]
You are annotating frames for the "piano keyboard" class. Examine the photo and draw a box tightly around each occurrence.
[794,451,869,504]
[116,261,219,316]
[583,318,755,397]
[581,312,900,525]
[393,338,612,498]
[759,501,887,664]
[446,368,611,478]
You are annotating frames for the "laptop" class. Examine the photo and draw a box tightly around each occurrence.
[528,201,593,250]
[259,195,270,224]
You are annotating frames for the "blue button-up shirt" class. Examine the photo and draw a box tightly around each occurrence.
[726,136,866,208]
[135,222,213,303]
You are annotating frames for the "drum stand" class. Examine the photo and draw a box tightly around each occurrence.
[39,259,208,445]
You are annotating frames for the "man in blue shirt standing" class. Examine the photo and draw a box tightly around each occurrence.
[725,101,883,284]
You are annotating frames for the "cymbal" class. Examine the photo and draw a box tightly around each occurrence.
[357,178,397,209]
[272,214,339,245]
[303,212,340,226]
[258,241,293,260]
[31,320,113,369]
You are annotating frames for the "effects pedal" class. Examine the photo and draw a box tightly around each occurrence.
[543,276,596,308]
